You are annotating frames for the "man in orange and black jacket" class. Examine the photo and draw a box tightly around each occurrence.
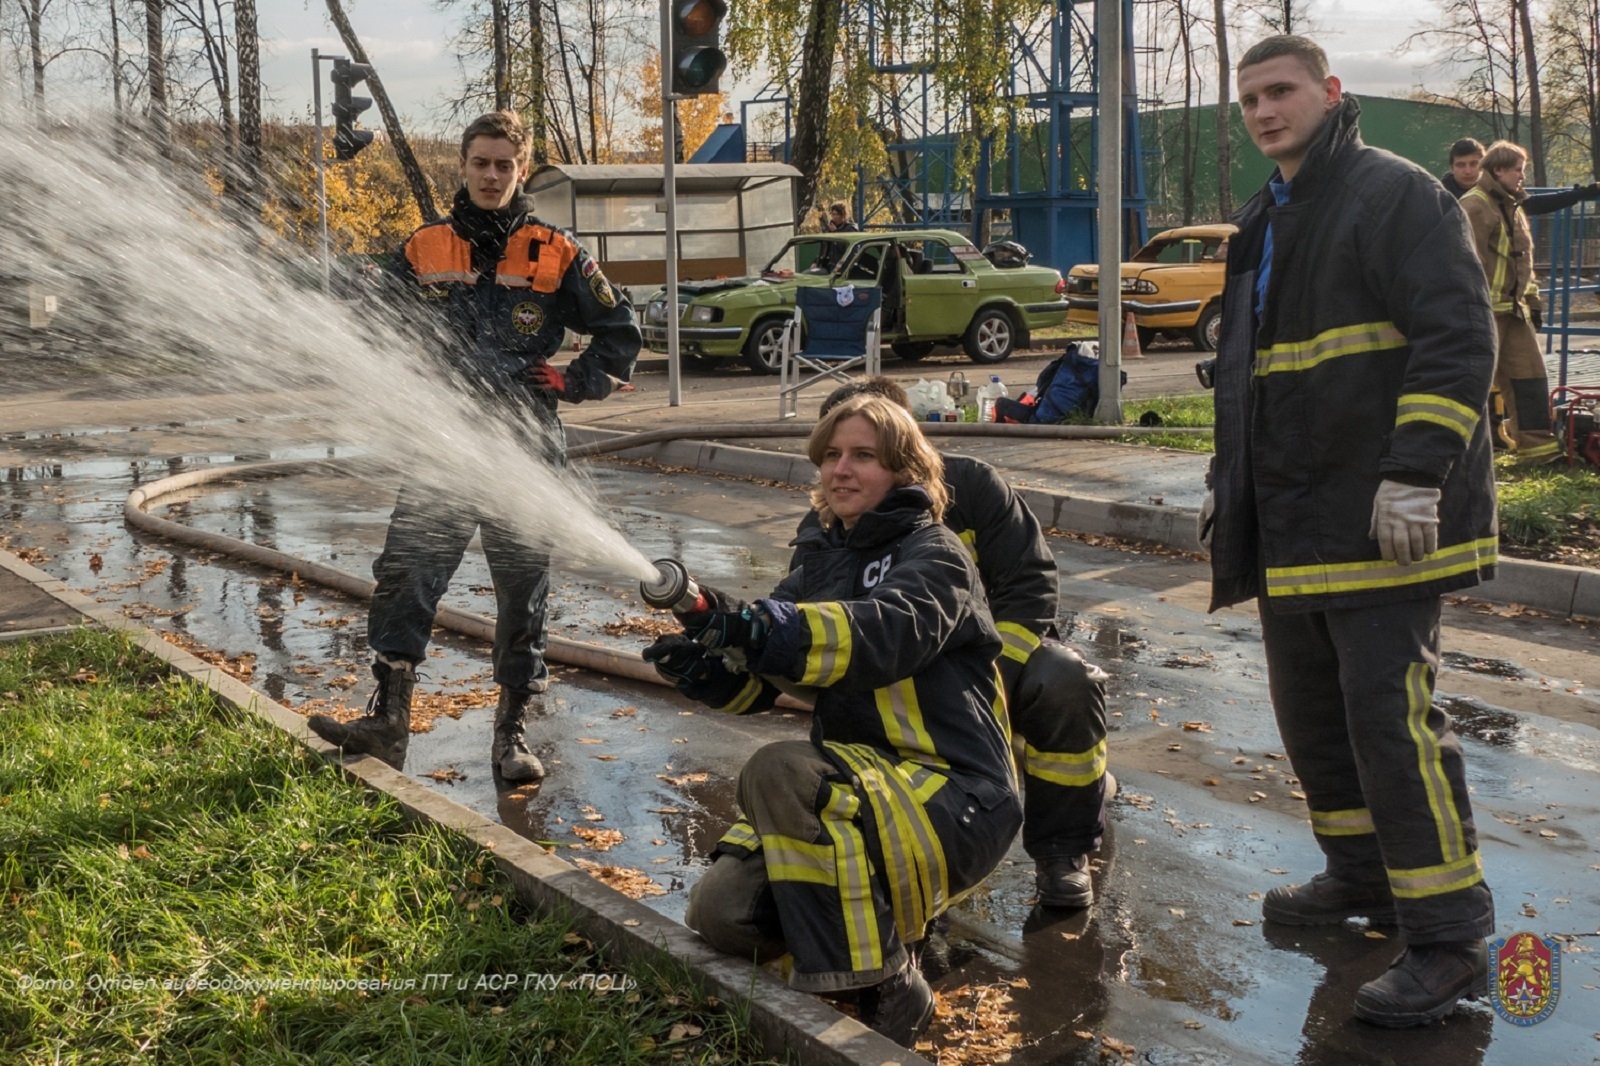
[309,110,639,783]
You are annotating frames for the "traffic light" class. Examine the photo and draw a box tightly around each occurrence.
[330,58,376,161]
[670,0,727,96]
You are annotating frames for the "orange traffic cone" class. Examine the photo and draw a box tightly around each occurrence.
[1122,311,1144,360]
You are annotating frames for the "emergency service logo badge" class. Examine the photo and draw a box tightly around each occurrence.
[511,301,546,335]
[1490,931,1560,1026]
[589,271,617,308]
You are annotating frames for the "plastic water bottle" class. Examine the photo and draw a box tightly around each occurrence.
[978,375,1008,423]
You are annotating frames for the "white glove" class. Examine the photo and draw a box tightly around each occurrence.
[1197,491,1216,554]
[1369,480,1440,565]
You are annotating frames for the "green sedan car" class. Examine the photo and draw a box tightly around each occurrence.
[640,229,1070,373]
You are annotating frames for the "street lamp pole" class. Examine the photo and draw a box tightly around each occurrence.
[659,0,682,406]
[312,48,331,292]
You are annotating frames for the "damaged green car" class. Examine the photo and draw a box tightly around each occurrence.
[640,229,1070,373]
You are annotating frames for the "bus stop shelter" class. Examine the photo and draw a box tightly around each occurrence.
[525,163,800,297]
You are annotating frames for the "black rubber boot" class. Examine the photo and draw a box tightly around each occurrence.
[492,687,545,782]
[307,657,415,770]
[1037,854,1093,909]
[1262,872,1397,926]
[1354,940,1489,1027]
[860,963,935,1048]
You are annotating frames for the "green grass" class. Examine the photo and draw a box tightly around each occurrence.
[0,629,786,1065]
[1493,458,1600,548]
[1117,394,1216,452]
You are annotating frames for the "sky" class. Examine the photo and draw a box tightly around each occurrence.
[252,0,1445,137]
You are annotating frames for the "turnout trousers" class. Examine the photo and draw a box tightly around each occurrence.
[685,740,1020,993]
[1493,312,1559,463]
[1258,594,1495,944]
[998,632,1110,860]
[367,412,566,693]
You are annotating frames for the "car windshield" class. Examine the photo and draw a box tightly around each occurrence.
[1132,235,1226,264]
[763,239,847,277]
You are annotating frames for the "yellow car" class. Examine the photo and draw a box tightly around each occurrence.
[1064,223,1236,351]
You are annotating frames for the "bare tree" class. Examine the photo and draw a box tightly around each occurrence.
[169,0,234,151]
[491,0,508,109]
[145,0,170,153]
[234,0,260,209]
[324,0,439,221]
[1214,0,1232,217]
[1541,0,1600,176]
[526,0,546,163]
[789,0,844,221]
[1515,0,1546,184]
[1406,1,1525,143]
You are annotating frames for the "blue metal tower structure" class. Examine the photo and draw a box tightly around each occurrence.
[856,0,1147,274]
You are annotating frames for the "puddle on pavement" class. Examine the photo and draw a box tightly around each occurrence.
[6,439,1600,1064]
[1438,695,1523,746]
[1443,650,1531,681]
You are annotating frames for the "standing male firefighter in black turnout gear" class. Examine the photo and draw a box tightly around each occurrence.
[308,111,640,780]
[798,377,1110,910]
[1205,36,1497,1028]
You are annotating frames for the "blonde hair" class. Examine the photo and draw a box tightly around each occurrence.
[1482,140,1528,175]
[806,395,947,527]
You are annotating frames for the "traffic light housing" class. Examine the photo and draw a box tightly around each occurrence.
[330,58,376,161]
[670,0,727,96]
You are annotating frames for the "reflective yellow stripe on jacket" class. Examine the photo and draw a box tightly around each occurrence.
[1463,187,1516,312]
[1255,321,1406,376]
[797,602,851,686]
[995,621,1041,666]
[1395,392,1480,444]
[1265,537,1498,598]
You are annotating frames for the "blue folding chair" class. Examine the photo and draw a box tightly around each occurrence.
[777,285,883,419]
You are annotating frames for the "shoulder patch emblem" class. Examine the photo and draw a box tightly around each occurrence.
[589,270,617,308]
[1491,931,1560,1026]
[580,256,600,279]
[511,301,547,335]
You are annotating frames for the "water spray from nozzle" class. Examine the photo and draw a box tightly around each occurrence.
[640,558,708,614]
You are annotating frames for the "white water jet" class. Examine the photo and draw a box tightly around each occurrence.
[0,116,658,585]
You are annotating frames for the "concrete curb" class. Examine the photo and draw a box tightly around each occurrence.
[568,425,1597,621]
[0,548,930,1066]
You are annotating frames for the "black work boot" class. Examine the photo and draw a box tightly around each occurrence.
[492,687,545,782]
[1037,854,1093,909]
[1262,872,1397,926]
[913,915,953,980]
[307,656,415,770]
[1353,940,1489,1027]
[860,963,935,1048]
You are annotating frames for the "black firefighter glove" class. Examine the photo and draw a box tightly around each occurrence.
[674,584,771,658]
[1531,307,1543,330]
[642,634,750,706]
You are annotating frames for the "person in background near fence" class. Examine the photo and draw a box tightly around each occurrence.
[1205,35,1497,1029]
[1460,140,1563,465]
[308,110,640,781]
[1440,136,1600,216]
[826,200,860,232]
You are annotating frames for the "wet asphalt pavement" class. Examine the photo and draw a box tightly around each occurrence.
[3,371,1599,1065]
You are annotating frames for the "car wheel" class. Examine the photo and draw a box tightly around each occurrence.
[1136,326,1158,350]
[963,308,1015,364]
[892,341,936,362]
[741,316,790,374]
[1191,303,1222,351]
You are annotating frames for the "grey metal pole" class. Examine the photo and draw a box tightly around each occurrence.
[1094,0,1123,424]
[660,0,682,406]
[312,47,330,293]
